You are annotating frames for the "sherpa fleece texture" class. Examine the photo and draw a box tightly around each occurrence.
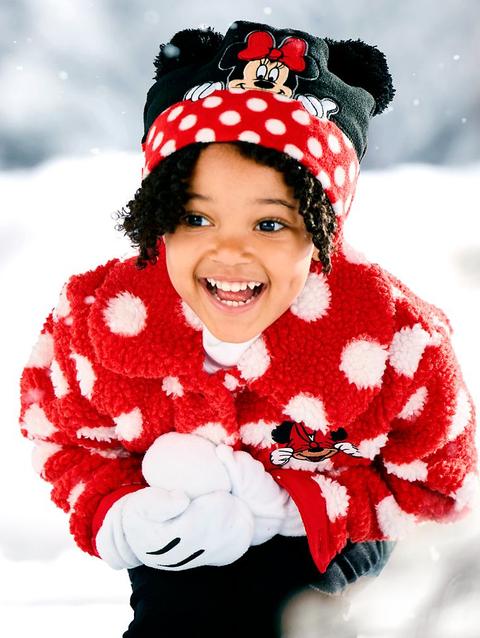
[19,238,478,572]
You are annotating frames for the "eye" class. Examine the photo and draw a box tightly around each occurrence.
[268,67,279,82]
[256,219,286,233]
[180,214,210,227]
[256,64,268,79]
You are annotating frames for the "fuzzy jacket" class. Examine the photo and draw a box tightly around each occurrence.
[19,238,478,572]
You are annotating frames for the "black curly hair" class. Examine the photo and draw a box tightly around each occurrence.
[114,141,338,274]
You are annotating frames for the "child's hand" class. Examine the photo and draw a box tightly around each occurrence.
[142,433,292,545]
[96,486,254,570]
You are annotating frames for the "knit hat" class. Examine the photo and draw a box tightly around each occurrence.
[141,20,394,240]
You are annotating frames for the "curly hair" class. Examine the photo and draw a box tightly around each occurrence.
[114,141,338,274]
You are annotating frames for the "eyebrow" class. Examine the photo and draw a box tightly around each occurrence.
[186,192,297,210]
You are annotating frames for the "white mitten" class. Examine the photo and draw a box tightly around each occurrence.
[142,432,295,546]
[95,485,255,571]
[215,444,290,544]
[95,486,189,570]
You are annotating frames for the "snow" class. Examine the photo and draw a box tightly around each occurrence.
[1,153,479,637]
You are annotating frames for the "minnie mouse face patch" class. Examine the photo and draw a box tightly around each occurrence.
[183,27,339,120]
[270,420,362,466]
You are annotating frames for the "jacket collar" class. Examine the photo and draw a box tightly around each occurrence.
[88,240,396,416]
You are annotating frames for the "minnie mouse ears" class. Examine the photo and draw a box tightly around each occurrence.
[141,20,394,229]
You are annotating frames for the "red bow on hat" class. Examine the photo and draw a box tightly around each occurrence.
[238,31,307,72]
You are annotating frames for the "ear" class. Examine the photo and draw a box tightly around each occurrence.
[153,27,224,81]
[324,38,395,115]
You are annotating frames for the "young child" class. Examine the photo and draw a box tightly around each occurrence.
[19,19,478,638]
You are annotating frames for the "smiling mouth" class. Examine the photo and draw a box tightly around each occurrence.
[201,278,266,308]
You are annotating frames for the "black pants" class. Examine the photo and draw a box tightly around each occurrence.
[123,535,396,638]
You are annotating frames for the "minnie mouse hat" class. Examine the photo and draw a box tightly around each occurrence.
[141,20,394,230]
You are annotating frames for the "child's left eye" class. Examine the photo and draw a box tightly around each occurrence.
[257,219,286,233]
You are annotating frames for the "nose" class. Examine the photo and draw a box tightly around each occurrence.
[254,80,275,89]
[210,228,253,264]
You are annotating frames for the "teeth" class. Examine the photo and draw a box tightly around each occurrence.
[213,294,256,307]
[206,278,263,292]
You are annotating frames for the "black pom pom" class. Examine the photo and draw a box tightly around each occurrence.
[153,26,224,80]
[325,38,395,115]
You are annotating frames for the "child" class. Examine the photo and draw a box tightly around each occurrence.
[19,19,478,638]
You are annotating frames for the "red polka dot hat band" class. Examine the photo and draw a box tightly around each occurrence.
[141,20,394,228]
[142,88,359,218]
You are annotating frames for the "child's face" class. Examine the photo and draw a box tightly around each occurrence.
[163,143,319,343]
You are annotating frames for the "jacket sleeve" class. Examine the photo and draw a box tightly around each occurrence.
[18,267,173,558]
[274,284,479,572]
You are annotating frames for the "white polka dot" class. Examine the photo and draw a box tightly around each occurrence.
[146,125,156,145]
[317,170,331,190]
[328,134,341,153]
[265,118,286,135]
[53,284,71,321]
[376,496,417,539]
[238,130,261,143]
[349,161,356,182]
[228,87,244,94]
[311,475,349,521]
[341,240,370,265]
[202,96,223,108]
[27,332,54,368]
[334,166,346,186]
[195,128,216,142]
[22,403,57,439]
[246,97,267,112]
[307,137,322,158]
[273,93,292,102]
[77,426,118,442]
[342,132,354,148]
[162,375,184,398]
[340,338,388,389]
[388,324,431,378]
[397,386,428,420]
[384,460,428,482]
[113,407,143,441]
[447,388,472,441]
[223,373,240,391]
[180,300,203,331]
[358,434,388,459]
[332,199,344,216]
[284,144,304,161]
[290,272,331,322]
[84,295,95,304]
[219,110,241,126]
[291,109,310,125]
[31,441,62,477]
[103,291,147,336]
[178,114,197,130]
[70,352,96,400]
[192,422,236,446]
[67,481,86,510]
[284,393,329,434]
[239,420,276,449]
[166,105,184,121]
[237,337,271,381]
[50,359,70,398]
[152,131,164,151]
[160,139,176,156]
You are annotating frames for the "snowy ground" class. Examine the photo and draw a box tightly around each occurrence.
[1,153,479,637]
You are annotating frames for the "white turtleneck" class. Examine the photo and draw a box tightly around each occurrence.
[202,324,262,373]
